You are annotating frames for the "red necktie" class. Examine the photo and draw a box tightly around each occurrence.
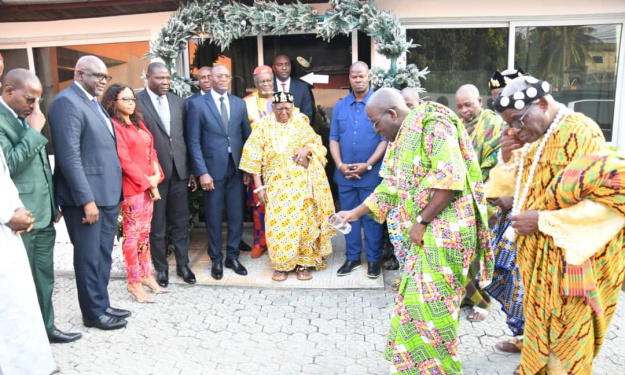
[281,83,286,92]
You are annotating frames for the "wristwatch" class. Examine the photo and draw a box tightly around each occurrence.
[416,214,430,226]
[366,162,372,171]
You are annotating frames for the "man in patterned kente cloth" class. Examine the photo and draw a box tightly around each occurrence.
[455,83,505,322]
[490,75,623,375]
[483,68,528,355]
[338,88,494,374]
[239,92,335,282]
[242,65,275,259]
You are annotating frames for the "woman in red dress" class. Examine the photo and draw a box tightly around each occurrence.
[102,83,166,303]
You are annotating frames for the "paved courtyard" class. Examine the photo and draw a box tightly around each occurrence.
[49,272,625,375]
[48,221,625,375]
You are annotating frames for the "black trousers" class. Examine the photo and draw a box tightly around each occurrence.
[150,169,190,272]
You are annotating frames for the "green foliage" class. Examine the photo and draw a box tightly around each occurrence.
[516,26,603,87]
[146,0,428,96]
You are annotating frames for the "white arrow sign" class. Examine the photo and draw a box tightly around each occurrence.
[300,72,329,85]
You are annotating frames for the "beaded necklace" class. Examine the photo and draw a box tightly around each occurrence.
[271,117,291,155]
[505,104,569,241]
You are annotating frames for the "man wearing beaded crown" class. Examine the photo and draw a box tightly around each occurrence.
[489,75,617,374]
[241,65,274,259]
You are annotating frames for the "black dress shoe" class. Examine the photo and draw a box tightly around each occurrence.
[337,259,362,276]
[83,314,127,330]
[177,265,197,284]
[211,262,223,280]
[105,307,131,319]
[48,329,82,344]
[239,241,252,252]
[367,261,381,279]
[225,258,248,276]
[156,270,169,288]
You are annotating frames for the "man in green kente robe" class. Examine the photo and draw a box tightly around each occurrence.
[338,88,493,374]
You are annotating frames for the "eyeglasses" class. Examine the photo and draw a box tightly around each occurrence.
[214,74,232,80]
[274,107,291,112]
[23,94,43,105]
[256,79,273,85]
[116,97,137,103]
[81,70,113,82]
[510,102,535,129]
[8,86,43,105]
[372,107,394,131]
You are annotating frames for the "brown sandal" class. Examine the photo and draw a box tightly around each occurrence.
[296,266,312,281]
[390,279,400,292]
[496,337,523,353]
[272,270,288,281]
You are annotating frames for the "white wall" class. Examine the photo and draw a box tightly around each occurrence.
[377,0,625,19]
[0,12,171,48]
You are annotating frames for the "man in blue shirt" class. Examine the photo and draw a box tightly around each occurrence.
[329,61,388,278]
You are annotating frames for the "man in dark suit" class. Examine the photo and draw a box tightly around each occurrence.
[186,64,251,280]
[272,54,314,122]
[188,66,212,101]
[187,66,252,253]
[137,62,197,288]
[48,55,129,330]
[0,68,82,343]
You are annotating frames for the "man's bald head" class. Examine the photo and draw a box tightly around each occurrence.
[75,55,106,78]
[2,68,43,117]
[401,87,421,110]
[455,84,483,124]
[366,88,410,141]
[348,61,370,96]
[2,68,40,91]
[147,62,168,76]
[74,55,109,96]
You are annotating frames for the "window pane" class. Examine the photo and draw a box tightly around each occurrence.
[406,28,508,107]
[0,49,29,72]
[33,42,150,154]
[515,24,621,142]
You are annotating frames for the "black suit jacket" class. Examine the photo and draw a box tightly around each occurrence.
[137,89,190,181]
[274,77,314,121]
[48,82,122,207]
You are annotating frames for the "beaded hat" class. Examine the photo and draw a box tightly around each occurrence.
[488,68,526,91]
[273,91,294,104]
[494,76,551,112]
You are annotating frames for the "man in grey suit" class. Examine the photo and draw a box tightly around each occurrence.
[186,64,251,280]
[48,55,129,330]
[137,62,196,288]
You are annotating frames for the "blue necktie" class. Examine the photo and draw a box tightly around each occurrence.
[18,117,28,129]
[92,98,114,135]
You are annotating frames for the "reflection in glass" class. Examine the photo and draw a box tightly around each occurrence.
[33,41,150,153]
[406,28,508,106]
[515,24,621,141]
